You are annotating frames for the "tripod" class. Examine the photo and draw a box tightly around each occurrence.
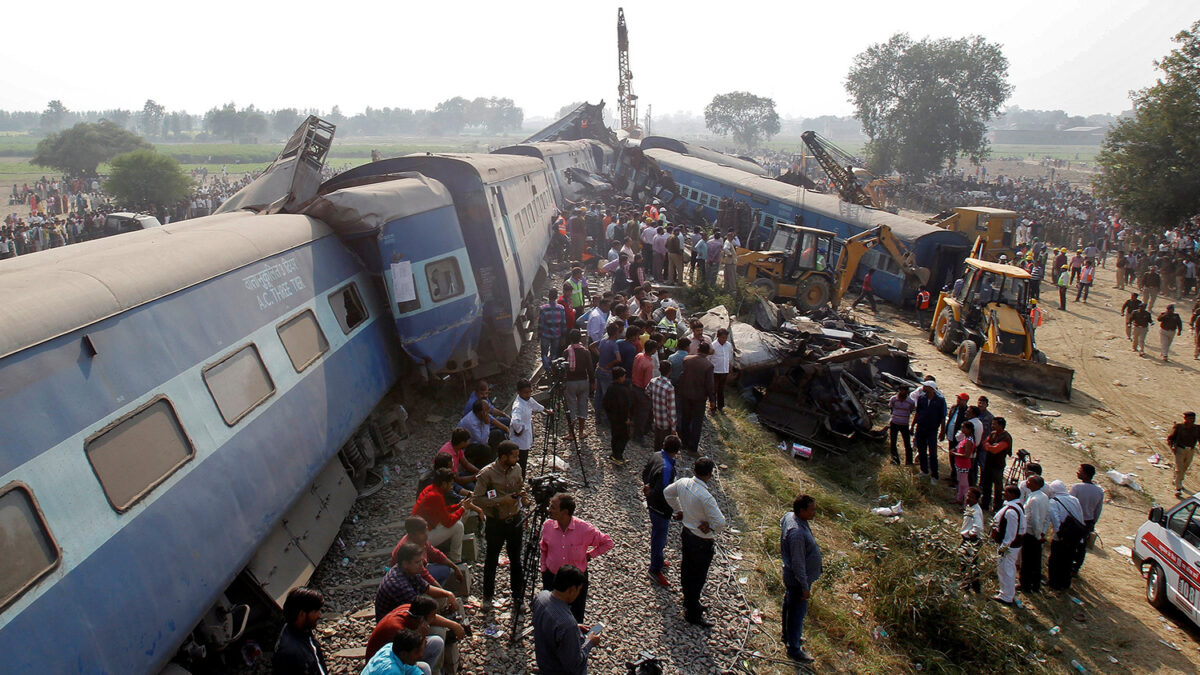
[1005,448,1031,485]
[538,362,590,488]
[508,473,573,640]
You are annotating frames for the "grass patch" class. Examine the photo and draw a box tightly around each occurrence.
[714,408,1052,673]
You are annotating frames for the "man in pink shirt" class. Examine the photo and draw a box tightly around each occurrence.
[539,493,614,622]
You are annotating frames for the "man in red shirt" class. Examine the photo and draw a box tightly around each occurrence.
[364,595,461,667]
[850,269,878,313]
[539,493,613,622]
[412,469,467,562]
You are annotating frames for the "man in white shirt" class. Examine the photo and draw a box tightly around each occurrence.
[1046,480,1085,591]
[710,328,734,412]
[1019,476,1049,593]
[663,457,726,627]
[585,299,611,345]
[509,379,546,476]
[959,486,984,593]
[992,485,1025,605]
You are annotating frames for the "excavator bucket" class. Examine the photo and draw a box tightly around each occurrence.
[968,351,1074,403]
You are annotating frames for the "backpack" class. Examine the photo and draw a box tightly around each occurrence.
[1052,497,1087,543]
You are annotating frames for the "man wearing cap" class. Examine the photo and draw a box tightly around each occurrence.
[1055,265,1070,311]
[1140,266,1162,312]
[1120,293,1141,340]
[910,380,945,485]
[1168,411,1200,498]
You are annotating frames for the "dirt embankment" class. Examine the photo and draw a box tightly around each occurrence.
[878,260,1200,673]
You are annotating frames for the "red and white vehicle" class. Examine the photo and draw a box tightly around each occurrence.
[1133,496,1200,625]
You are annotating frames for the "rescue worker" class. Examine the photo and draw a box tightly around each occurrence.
[1075,259,1095,302]
[915,286,932,329]
[565,267,588,315]
[1028,299,1043,346]
[656,306,684,352]
[1056,265,1070,311]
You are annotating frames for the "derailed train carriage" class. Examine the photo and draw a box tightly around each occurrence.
[0,121,560,673]
[624,147,971,306]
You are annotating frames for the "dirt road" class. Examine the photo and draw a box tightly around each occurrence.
[872,261,1200,673]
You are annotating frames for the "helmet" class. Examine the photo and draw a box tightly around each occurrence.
[1030,298,1038,305]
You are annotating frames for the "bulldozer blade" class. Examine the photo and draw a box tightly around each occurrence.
[968,351,1074,403]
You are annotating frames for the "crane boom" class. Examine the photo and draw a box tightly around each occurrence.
[617,8,639,136]
[800,130,874,207]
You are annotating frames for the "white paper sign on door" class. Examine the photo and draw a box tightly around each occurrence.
[390,261,416,302]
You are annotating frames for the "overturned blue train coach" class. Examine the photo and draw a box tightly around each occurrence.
[627,146,971,305]
[0,118,562,673]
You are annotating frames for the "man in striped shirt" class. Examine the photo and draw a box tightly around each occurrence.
[539,289,567,373]
[647,361,677,452]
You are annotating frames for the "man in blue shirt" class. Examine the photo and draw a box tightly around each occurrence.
[539,289,567,373]
[592,323,622,426]
[781,494,821,664]
[641,435,681,587]
[911,380,946,483]
[532,565,599,675]
[585,298,611,344]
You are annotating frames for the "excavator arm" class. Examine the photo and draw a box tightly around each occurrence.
[831,225,931,307]
[800,130,874,207]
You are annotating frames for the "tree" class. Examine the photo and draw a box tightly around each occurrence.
[103,109,133,130]
[272,108,302,137]
[703,92,781,149]
[429,97,470,134]
[32,121,151,176]
[846,33,1012,177]
[40,100,70,134]
[1094,20,1200,231]
[105,149,192,210]
[139,99,166,138]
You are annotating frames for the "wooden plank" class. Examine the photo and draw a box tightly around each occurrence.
[333,647,368,660]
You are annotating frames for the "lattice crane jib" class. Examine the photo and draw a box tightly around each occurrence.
[617,8,638,134]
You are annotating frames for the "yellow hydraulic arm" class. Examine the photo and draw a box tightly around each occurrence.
[832,225,931,306]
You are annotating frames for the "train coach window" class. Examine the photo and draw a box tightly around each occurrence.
[203,344,276,425]
[85,398,195,512]
[0,483,60,610]
[329,282,368,334]
[427,257,465,302]
[277,310,329,372]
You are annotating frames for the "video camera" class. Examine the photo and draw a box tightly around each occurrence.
[528,473,571,506]
[549,356,569,383]
[625,653,663,675]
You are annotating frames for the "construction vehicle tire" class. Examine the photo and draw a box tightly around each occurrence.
[932,308,959,354]
[956,341,978,372]
[794,277,831,312]
[751,278,776,300]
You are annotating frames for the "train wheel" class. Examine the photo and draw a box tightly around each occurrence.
[795,277,831,312]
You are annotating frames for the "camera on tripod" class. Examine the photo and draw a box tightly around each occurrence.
[549,357,569,383]
[1015,448,1031,463]
[528,473,571,506]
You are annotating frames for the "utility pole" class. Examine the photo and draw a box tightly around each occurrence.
[644,105,652,136]
[617,8,640,137]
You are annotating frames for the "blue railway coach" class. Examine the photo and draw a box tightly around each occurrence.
[0,212,400,673]
[320,153,555,375]
[640,148,971,305]
[493,140,603,206]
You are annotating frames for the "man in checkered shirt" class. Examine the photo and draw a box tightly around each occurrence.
[538,288,567,372]
[647,361,677,452]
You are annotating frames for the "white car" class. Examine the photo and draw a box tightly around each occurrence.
[1132,496,1200,625]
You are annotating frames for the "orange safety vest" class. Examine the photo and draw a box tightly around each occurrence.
[1030,306,1044,327]
[916,290,931,309]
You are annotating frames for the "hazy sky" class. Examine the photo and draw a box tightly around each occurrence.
[2,0,1195,120]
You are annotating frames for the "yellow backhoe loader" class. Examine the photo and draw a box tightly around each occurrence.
[738,224,930,312]
[929,258,1074,402]
[926,206,1018,262]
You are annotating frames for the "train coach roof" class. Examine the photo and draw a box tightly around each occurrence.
[641,136,768,176]
[645,149,965,246]
[0,213,330,359]
[323,153,545,192]
[495,140,597,158]
[304,173,453,236]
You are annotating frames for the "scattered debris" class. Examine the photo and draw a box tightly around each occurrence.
[871,502,904,517]
[1113,545,1133,558]
[1106,470,1142,492]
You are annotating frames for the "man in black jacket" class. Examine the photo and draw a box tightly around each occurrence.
[642,434,682,586]
[272,587,327,675]
[603,366,634,463]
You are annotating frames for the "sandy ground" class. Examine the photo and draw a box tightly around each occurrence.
[868,260,1200,673]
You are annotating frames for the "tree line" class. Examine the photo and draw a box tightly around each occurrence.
[2,96,526,140]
